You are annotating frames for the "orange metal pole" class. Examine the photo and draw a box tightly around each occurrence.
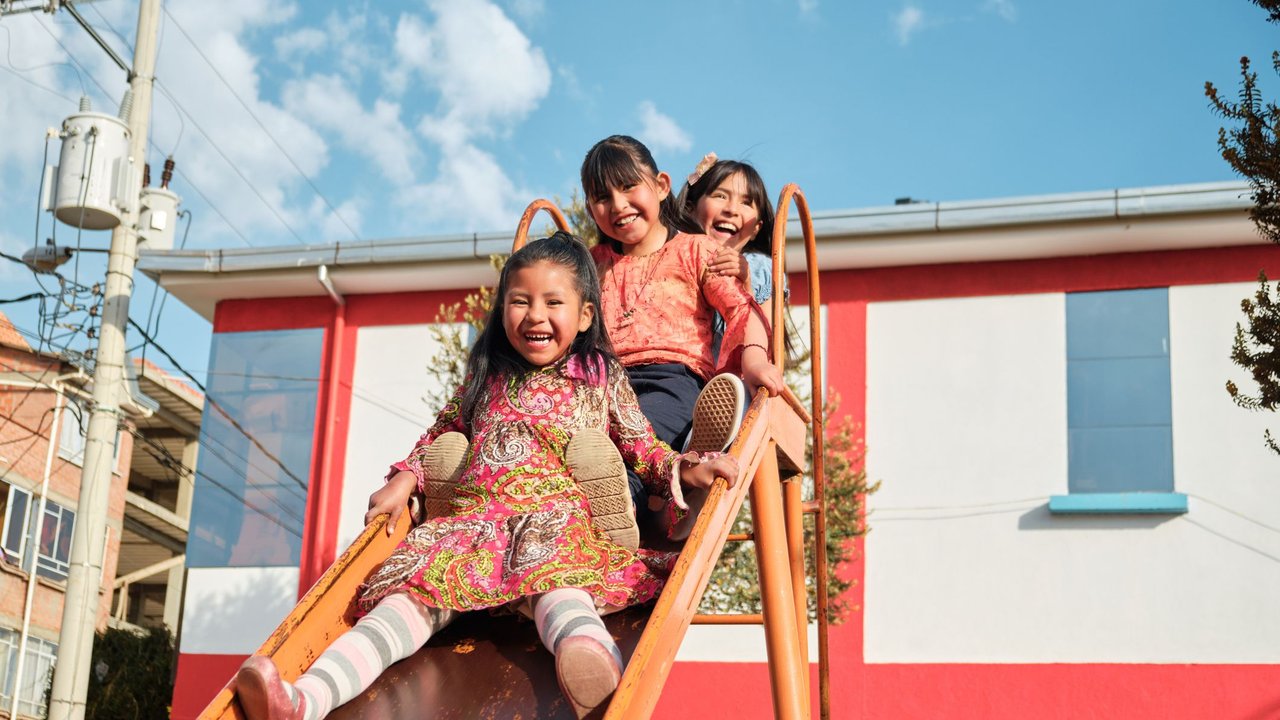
[784,477,810,699]
[513,198,570,252]
[751,440,809,720]
[775,183,830,720]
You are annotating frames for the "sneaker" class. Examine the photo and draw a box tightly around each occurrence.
[420,432,469,521]
[685,374,747,454]
[670,374,747,541]
[234,655,305,720]
[566,428,640,550]
[555,635,622,719]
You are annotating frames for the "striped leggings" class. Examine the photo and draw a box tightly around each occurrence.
[283,589,618,720]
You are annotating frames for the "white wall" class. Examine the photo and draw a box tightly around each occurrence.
[336,323,460,551]
[864,284,1280,663]
[179,567,299,654]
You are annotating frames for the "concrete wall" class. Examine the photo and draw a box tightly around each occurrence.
[864,282,1280,663]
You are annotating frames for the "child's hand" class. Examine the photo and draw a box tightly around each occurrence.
[708,245,749,281]
[365,471,417,535]
[680,453,739,495]
[742,346,784,397]
[680,453,740,494]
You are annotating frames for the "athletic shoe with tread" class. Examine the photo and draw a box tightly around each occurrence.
[556,635,623,719]
[566,428,639,550]
[685,373,747,454]
[420,431,469,521]
[670,374,747,541]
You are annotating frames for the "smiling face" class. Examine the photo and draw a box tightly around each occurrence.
[587,172,672,256]
[694,171,760,251]
[502,260,594,367]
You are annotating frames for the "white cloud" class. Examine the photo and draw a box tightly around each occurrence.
[306,195,364,241]
[274,28,327,62]
[893,6,925,45]
[511,0,545,23]
[983,0,1017,22]
[799,0,818,15]
[394,0,551,137]
[637,101,692,154]
[401,143,528,232]
[282,74,418,185]
[389,0,552,231]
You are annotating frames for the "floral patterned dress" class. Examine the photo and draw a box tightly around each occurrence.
[357,356,683,614]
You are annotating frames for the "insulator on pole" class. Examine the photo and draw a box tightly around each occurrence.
[78,95,91,112]
[161,156,174,189]
[117,88,133,123]
[143,163,151,188]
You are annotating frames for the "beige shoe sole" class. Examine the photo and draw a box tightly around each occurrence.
[556,636,622,719]
[420,431,469,521]
[685,373,746,454]
[566,428,639,550]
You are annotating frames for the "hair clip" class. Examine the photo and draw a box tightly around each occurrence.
[686,152,718,187]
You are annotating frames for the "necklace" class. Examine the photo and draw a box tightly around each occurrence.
[609,244,668,329]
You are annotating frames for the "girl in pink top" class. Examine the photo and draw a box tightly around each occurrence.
[580,135,783,514]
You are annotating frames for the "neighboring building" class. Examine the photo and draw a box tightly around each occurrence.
[0,312,200,718]
[143,180,1280,719]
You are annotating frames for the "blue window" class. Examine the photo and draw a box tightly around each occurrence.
[186,329,323,567]
[1052,288,1185,514]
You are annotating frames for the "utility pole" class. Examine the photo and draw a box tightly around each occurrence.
[48,0,161,717]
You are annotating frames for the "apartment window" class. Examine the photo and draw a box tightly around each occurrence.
[0,483,77,581]
[0,628,58,718]
[1052,288,1185,514]
[57,399,121,471]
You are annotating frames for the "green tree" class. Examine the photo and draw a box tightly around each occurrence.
[73,626,176,720]
[423,194,876,621]
[1207,0,1280,455]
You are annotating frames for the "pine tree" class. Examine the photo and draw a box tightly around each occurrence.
[1207,0,1280,455]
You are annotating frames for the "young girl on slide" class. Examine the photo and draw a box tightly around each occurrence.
[679,155,787,357]
[580,136,783,536]
[232,233,738,720]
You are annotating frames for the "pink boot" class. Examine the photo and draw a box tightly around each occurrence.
[555,635,622,719]
[234,655,306,720]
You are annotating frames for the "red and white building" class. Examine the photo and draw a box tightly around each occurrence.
[144,180,1280,719]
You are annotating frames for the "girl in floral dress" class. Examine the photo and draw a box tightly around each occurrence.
[232,232,738,720]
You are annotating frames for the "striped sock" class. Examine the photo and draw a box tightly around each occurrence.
[532,588,622,668]
[290,593,455,720]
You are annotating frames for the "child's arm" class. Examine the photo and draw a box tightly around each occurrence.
[678,453,739,493]
[371,381,470,534]
[699,243,784,396]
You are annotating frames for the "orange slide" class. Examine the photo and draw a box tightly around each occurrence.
[197,189,829,720]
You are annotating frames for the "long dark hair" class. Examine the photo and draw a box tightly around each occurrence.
[679,159,797,360]
[677,159,776,257]
[459,231,616,420]
[580,135,702,253]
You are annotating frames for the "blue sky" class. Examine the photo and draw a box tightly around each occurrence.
[0,0,1274,382]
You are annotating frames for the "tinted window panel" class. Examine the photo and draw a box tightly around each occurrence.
[187,329,322,567]
[1065,288,1174,494]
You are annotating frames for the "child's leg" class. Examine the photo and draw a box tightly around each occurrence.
[533,588,623,719]
[623,364,704,509]
[235,593,455,720]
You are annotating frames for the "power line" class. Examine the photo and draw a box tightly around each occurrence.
[126,317,309,492]
[72,1,310,246]
[158,5,361,243]
[20,9,257,248]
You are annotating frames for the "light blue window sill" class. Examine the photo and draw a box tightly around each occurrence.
[1048,492,1187,515]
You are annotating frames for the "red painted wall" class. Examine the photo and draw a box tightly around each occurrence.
[177,244,1280,718]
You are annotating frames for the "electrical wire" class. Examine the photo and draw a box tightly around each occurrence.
[126,317,309,492]
[157,5,360,242]
[22,8,256,248]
